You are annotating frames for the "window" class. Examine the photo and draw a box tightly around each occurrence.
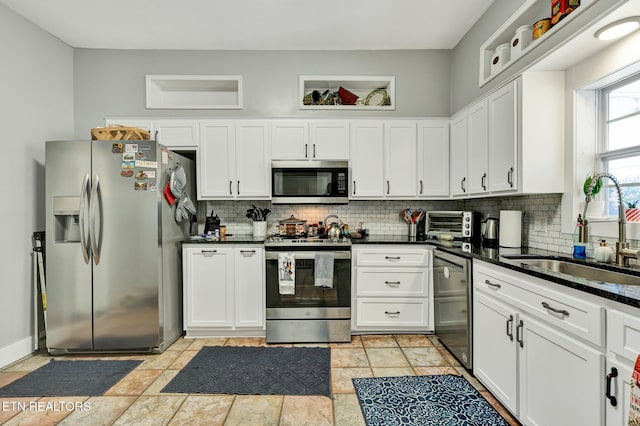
[599,75,640,216]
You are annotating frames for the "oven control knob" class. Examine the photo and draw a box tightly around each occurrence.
[464,216,470,222]
[465,223,470,228]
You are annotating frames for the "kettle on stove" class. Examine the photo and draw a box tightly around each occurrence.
[324,215,343,240]
[482,216,499,247]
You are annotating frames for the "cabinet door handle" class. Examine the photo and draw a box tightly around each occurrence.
[606,367,618,407]
[237,180,240,195]
[506,314,514,341]
[541,301,569,317]
[353,181,356,195]
[385,256,401,261]
[229,180,233,195]
[387,180,390,195]
[313,144,316,158]
[481,173,487,191]
[155,130,159,141]
[420,180,423,195]
[305,143,308,158]
[485,279,501,289]
[516,320,524,348]
[507,167,514,187]
[385,281,401,286]
[461,177,466,192]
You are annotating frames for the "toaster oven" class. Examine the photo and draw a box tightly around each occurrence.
[425,211,481,241]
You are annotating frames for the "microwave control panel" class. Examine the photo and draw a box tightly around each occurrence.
[337,172,347,194]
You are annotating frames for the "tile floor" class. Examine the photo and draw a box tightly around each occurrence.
[0,335,520,425]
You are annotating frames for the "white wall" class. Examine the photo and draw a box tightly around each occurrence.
[0,4,74,368]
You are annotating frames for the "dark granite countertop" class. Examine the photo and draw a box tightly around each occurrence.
[350,235,431,245]
[182,234,266,244]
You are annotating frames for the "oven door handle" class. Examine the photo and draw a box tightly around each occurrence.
[265,251,351,260]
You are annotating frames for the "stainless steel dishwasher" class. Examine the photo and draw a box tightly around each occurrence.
[433,249,473,370]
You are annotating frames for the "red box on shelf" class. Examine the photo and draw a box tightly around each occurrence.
[551,0,580,26]
[338,86,358,105]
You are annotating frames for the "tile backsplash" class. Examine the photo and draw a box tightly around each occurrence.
[202,194,638,256]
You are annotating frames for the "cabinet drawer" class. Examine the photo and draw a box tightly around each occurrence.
[356,298,429,328]
[356,247,429,267]
[474,263,604,347]
[608,309,640,364]
[356,268,428,297]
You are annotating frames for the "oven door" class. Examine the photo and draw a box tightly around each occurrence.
[265,250,351,317]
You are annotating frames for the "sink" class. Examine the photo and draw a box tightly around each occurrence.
[509,258,640,286]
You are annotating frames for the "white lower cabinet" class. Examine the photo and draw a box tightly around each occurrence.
[183,245,264,337]
[473,261,605,426]
[353,245,433,332]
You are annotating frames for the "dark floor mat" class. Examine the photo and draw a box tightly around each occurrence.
[0,359,142,397]
[161,346,331,397]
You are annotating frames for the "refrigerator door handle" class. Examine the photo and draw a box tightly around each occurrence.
[79,173,91,264]
[89,174,102,265]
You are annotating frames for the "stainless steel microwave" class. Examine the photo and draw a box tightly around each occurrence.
[271,161,349,204]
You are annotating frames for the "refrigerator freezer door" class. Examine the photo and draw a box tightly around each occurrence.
[91,140,161,349]
[46,141,93,349]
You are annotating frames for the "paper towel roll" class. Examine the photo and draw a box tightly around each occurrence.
[500,210,522,248]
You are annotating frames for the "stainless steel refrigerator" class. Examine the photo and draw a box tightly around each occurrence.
[45,140,195,354]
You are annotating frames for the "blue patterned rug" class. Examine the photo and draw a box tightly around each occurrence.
[353,375,509,426]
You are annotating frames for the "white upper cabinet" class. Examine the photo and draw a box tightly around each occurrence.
[450,113,468,197]
[467,99,490,195]
[309,120,350,160]
[271,120,309,160]
[154,119,199,150]
[235,121,271,199]
[384,121,417,198]
[417,120,449,198]
[489,80,518,192]
[350,121,384,199]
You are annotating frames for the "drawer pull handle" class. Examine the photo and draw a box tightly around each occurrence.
[541,301,569,317]
[485,279,501,289]
[606,367,618,407]
[385,256,401,261]
[385,311,401,318]
[516,320,524,348]
[506,314,514,341]
[385,281,401,286]
[201,249,217,257]
[240,250,256,254]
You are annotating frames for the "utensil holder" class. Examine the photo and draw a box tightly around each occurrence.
[408,223,417,239]
[253,221,267,238]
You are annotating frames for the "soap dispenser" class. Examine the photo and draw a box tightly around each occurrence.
[594,240,615,263]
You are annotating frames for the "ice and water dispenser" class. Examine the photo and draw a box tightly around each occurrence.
[53,196,81,243]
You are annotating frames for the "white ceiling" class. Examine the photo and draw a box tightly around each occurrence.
[0,0,494,50]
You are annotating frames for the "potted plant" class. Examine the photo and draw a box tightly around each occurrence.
[626,199,640,222]
[582,173,605,217]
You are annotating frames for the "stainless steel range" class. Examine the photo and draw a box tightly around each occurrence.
[264,236,351,343]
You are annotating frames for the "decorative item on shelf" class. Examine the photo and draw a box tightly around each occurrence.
[511,25,532,61]
[364,88,391,106]
[246,205,271,237]
[337,86,359,105]
[302,89,342,106]
[91,125,150,141]
[626,199,640,222]
[551,0,580,27]
[491,43,511,76]
[582,173,605,218]
[532,18,551,41]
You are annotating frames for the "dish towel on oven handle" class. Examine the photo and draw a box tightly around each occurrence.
[314,252,334,288]
[630,354,640,424]
[278,253,295,295]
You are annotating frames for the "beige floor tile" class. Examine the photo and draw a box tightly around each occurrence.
[333,393,365,426]
[280,395,333,426]
[402,347,450,367]
[224,395,283,426]
[168,394,235,426]
[3,396,87,426]
[0,397,39,424]
[437,347,462,367]
[186,338,229,351]
[138,350,181,370]
[58,395,136,425]
[112,395,186,426]
[331,368,373,394]
[331,349,369,368]
[329,336,363,349]
[364,348,409,368]
[4,354,51,372]
[143,370,180,395]
[166,337,193,351]
[393,334,433,347]
[371,367,415,377]
[427,335,443,347]
[105,369,163,395]
[413,366,459,376]
[167,350,199,370]
[224,337,262,347]
[0,371,29,387]
[360,335,398,348]
[454,367,486,392]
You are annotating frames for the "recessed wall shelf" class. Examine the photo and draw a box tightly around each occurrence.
[146,75,243,109]
[299,76,395,110]
[479,0,594,87]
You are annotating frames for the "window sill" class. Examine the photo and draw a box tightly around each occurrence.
[588,219,640,242]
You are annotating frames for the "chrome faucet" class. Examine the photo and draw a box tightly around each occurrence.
[584,172,640,267]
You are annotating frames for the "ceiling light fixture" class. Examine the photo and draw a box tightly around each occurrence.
[594,16,640,41]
